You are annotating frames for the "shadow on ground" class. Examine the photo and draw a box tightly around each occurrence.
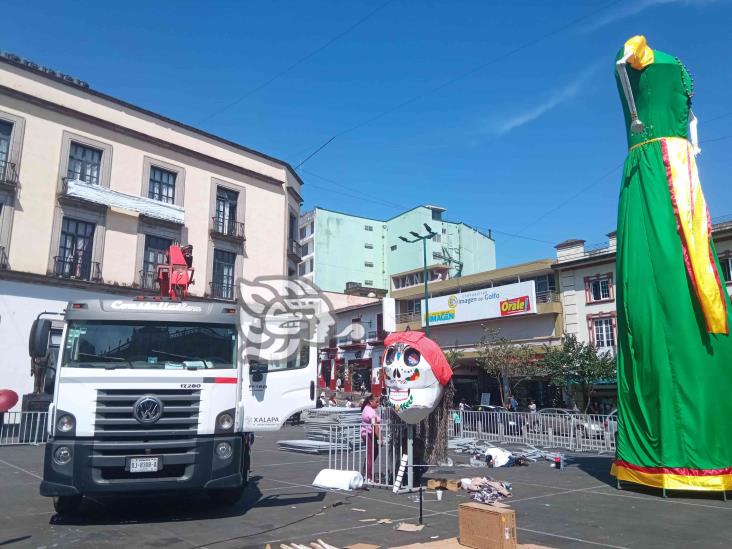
[47,475,323,527]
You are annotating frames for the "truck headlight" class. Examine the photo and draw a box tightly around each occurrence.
[217,413,234,431]
[56,414,75,433]
[215,441,233,460]
[54,446,72,465]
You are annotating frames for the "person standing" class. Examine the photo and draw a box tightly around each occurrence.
[528,399,537,413]
[336,377,343,392]
[360,381,367,396]
[509,395,518,412]
[360,394,381,483]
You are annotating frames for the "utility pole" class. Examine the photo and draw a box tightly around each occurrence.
[399,223,437,336]
[398,223,438,492]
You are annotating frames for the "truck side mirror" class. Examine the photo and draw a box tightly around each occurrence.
[29,319,52,358]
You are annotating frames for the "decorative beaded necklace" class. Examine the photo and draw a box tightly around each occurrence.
[675,56,694,99]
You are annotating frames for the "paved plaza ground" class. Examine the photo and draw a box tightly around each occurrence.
[0,427,730,548]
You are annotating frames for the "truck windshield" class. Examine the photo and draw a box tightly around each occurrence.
[62,321,236,370]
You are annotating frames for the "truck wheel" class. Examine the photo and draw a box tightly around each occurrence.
[53,495,82,514]
[208,486,243,506]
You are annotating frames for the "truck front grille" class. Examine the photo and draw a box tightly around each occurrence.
[92,389,201,482]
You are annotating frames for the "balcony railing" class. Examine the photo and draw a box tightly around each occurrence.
[288,239,302,260]
[0,160,19,189]
[53,256,102,282]
[396,311,421,324]
[367,330,387,342]
[536,290,560,303]
[0,246,8,269]
[138,270,158,290]
[211,217,246,241]
[209,281,235,301]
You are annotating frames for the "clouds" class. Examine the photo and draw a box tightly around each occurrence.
[581,0,722,33]
[488,67,596,136]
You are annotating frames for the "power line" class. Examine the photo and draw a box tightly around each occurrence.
[293,0,624,169]
[198,0,395,124]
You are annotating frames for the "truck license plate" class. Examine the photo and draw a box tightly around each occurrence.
[129,457,160,473]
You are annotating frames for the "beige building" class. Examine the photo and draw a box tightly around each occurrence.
[554,218,732,352]
[0,52,304,405]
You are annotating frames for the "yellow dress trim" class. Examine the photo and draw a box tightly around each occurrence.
[612,463,732,491]
[624,35,654,70]
[628,136,665,152]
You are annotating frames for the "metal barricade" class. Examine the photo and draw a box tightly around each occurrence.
[328,420,407,489]
[0,411,49,446]
[449,409,616,453]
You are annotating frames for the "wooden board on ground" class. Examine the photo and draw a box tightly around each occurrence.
[392,538,554,549]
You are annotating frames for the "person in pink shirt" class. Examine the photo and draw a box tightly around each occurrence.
[360,394,381,482]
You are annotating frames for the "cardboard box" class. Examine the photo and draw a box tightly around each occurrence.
[426,478,447,490]
[446,479,462,492]
[459,502,517,549]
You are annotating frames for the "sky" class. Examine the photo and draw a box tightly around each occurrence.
[3,0,732,266]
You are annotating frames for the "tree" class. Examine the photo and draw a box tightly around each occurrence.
[443,343,464,377]
[475,328,540,406]
[541,334,616,412]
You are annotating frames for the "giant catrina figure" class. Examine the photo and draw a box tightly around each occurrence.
[613,36,732,492]
[382,331,453,424]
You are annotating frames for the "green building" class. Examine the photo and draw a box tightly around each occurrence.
[298,205,496,293]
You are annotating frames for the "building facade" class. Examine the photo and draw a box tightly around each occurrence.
[391,259,563,407]
[298,205,496,293]
[318,301,387,397]
[0,52,304,405]
[554,219,732,410]
[555,219,732,350]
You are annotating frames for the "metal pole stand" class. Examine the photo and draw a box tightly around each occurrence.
[407,424,414,491]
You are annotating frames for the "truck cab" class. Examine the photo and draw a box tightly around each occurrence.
[31,296,317,514]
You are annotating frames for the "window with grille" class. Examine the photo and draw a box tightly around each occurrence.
[213,249,236,299]
[593,317,615,348]
[364,261,374,268]
[722,257,732,283]
[67,142,102,185]
[215,187,238,233]
[586,275,613,303]
[148,166,176,204]
[0,121,11,169]
[56,217,95,279]
[364,280,373,286]
[365,243,373,249]
[142,235,172,287]
[364,225,373,231]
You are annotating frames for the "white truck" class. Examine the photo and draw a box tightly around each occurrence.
[29,296,317,514]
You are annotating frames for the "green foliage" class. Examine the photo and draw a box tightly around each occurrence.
[475,328,540,406]
[541,334,616,411]
[443,342,463,371]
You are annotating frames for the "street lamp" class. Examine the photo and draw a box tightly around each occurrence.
[399,223,438,336]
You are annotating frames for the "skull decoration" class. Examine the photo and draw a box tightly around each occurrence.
[382,331,453,424]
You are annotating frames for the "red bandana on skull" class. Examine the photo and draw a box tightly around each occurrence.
[382,331,453,423]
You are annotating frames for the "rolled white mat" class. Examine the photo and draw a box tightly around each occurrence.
[312,469,364,491]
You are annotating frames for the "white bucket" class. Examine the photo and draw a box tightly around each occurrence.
[436,489,443,501]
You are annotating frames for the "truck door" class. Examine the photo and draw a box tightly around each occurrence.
[240,317,319,431]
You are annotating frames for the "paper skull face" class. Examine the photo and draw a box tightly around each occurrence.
[383,331,452,424]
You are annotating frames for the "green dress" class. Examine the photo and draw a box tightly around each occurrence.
[613,46,732,491]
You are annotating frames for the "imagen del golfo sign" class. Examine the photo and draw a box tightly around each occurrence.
[420,280,537,327]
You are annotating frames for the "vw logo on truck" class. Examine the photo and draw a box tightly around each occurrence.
[133,396,163,424]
